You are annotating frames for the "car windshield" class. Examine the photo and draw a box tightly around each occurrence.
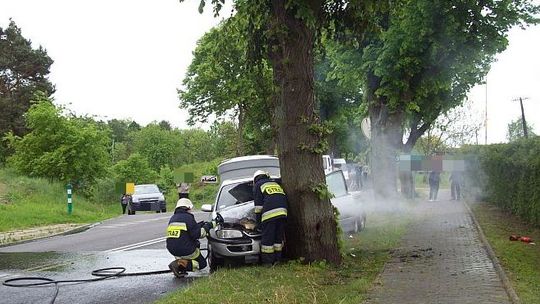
[134,185,160,194]
[216,181,252,210]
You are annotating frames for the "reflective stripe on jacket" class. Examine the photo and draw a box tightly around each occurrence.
[253,178,288,223]
[166,209,204,257]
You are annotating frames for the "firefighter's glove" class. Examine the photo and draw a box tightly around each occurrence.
[214,213,224,225]
[202,221,216,234]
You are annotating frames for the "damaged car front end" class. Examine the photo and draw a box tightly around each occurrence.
[208,201,261,269]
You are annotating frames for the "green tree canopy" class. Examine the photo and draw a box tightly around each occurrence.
[179,16,274,155]
[328,0,539,197]
[129,124,181,171]
[6,94,109,189]
[107,119,131,142]
[0,20,55,163]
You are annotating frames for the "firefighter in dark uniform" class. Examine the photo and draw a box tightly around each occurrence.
[253,170,288,266]
[166,198,217,278]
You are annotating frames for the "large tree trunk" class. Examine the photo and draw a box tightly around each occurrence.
[399,118,432,198]
[367,73,403,200]
[236,104,245,156]
[268,0,341,264]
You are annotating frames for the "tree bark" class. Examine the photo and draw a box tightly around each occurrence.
[268,0,341,264]
[399,117,432,198]
[236,104,245,156]
[367,72,403,200]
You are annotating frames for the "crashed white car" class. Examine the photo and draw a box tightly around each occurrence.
[201,155,367,269]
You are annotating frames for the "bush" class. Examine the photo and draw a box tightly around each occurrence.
[158,165,176,194]
[463,138,540,226]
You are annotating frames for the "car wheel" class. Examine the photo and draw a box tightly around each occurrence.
[161,208,167,213]
[207,244,224,272]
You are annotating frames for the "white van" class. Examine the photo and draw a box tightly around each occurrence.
[322,155,333,175]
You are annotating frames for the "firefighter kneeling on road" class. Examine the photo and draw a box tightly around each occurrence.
[166,198,219,278]
[253,170,288,266]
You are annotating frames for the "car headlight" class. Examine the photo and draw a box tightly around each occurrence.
[216,229,243,239]
[132,198,139,203]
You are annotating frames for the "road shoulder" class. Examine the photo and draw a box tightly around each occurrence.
[0,222,99,248]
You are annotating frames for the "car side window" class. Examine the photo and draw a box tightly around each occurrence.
[326,171,348,198]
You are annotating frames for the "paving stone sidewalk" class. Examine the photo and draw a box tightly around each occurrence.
[365,197,511,304]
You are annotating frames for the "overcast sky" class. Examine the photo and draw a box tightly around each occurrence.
[1,0,539,144]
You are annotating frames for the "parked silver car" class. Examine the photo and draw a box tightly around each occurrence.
[127,184,167,215]
[201,156,366,269]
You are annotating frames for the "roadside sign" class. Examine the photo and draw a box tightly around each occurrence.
[66,183,73,215]
[200,175,218,184]
[126,183,135,195]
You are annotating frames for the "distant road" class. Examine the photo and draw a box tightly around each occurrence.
[0,211,208,253]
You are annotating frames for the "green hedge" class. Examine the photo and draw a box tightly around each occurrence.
[464,138,540,226]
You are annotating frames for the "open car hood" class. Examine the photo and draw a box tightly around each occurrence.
[218,201,256,223]
[215,178,281,231]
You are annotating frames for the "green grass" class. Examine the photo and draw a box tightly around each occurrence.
[0,168,119,232]
[471,202,540,304]
[156,212,411,304]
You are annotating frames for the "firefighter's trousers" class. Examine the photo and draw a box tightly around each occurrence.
[260,217,286,265]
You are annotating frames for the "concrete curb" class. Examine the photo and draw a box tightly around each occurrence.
[464,201,521,304]
[0,222,101,248]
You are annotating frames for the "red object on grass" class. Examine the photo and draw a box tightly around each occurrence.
[519,236,533,243]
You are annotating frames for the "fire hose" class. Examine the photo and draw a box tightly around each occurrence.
[2,248,209,304]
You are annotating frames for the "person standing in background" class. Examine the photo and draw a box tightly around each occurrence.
[450,171,462,200]
[120,193,131,214]
[428,171,440,201]
[177,182,190,199]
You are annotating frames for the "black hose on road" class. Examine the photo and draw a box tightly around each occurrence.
[2,248,209,304]
[2,267,171,304]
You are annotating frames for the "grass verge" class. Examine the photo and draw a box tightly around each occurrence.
[471,202,540,304]
[0,168,119,232]
[157,212,411,304]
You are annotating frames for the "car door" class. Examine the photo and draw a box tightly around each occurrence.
[326,171,354,225]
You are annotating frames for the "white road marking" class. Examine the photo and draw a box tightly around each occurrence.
[97,216,169,229]
[104,236,167,253]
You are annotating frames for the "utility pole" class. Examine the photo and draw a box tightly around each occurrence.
[484,80,488,144]
[513,97,530,139]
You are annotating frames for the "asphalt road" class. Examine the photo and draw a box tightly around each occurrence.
[0,211,210,304]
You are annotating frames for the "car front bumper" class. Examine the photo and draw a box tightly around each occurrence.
[208,231,261,263]
[130,201,166,211]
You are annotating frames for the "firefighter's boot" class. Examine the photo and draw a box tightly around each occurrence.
[168,259,188,278]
